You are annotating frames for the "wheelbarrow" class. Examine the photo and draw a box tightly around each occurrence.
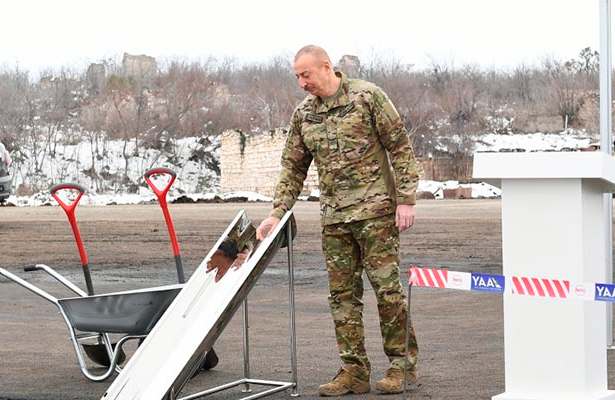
[0,168,217,381]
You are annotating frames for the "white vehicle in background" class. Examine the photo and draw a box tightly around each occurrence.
[0,142,12,202]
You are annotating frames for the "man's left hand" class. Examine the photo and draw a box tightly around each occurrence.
[396,204,416,232]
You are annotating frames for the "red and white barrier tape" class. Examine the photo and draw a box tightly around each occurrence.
[409,265,612,303]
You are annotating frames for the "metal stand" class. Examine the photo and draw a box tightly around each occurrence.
[242,299,252,393]
[179,224,299,400]
[403,281,413,396]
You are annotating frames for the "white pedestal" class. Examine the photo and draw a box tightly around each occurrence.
[474,152,615,400]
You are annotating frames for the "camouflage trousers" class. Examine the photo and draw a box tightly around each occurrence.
[322,213,418,378]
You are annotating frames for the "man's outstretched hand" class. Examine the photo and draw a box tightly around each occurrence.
[206,250,234,282]
[256,216,281,241]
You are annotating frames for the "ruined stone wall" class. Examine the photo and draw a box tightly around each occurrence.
[419,156,473,181]
[220,129,318,197]
[220,129,476,196]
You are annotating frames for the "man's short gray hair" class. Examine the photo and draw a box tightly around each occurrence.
[294,45,332,64]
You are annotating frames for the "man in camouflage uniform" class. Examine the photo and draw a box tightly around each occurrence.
[256,45,419,396]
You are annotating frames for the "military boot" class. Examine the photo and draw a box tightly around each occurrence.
[318,365,370,397]
[375,367,417,394]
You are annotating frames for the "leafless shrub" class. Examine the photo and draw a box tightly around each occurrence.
[0,47,605,165]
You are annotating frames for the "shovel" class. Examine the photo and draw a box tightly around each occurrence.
[50,183,127,367]
[144,167,185,283]
[144,167,218,371]
[50,183,94,295]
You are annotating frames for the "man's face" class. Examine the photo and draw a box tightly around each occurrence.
[293,54,330,97]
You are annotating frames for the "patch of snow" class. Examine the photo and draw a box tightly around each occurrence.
[298,188,320,201]
[468,182,502,198]
[474,132,591,152]
[418,180,501,199]
[5,190,273,207]
[220,191,272,202]
[418,180,445,199]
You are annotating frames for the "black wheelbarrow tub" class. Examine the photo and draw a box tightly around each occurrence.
[58,284,183,335]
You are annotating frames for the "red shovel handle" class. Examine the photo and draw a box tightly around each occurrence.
[50,183,86,213]
[49,183,93,295]
[144,168,185,283]
[144,168,176,198]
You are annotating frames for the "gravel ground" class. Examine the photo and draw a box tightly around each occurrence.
[1,200,614,400]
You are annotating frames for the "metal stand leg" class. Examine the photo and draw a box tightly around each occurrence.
[404,282,412,396]
[287,225,299,397]
[178,214,299,400]
[242,298,252,393]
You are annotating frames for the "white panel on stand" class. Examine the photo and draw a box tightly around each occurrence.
[101,210,295,400]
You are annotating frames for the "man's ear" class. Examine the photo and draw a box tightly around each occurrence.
[321,59,332,72]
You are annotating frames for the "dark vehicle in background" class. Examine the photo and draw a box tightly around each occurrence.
[0,148,11,202]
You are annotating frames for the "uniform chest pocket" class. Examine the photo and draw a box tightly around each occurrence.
[335,104,374,161]
[301,121,325,154]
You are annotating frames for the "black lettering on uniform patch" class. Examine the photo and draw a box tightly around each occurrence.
[305,113,324,123]
[338,102,355,118]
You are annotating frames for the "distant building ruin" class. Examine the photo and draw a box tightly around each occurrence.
[86,63,106,94]
[337,55,361,77]
[122,53,157,82]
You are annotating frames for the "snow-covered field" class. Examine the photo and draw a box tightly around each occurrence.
[2,130,594,206]
[5,133,220,206]
[7,189,274,207]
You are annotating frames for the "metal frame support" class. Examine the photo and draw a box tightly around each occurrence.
[287,222,299,397]
[600,0,614,348]
[242,298,252,393]
[179,223,299,400]
[404,282,413,395]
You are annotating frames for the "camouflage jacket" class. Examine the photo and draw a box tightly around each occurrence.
[271,71,419,226]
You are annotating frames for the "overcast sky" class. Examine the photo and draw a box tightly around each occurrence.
[0,0,607,76]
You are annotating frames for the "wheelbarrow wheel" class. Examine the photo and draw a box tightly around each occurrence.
[190,348,219,379]
[201,347,219,370]
[82,342,127,367]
